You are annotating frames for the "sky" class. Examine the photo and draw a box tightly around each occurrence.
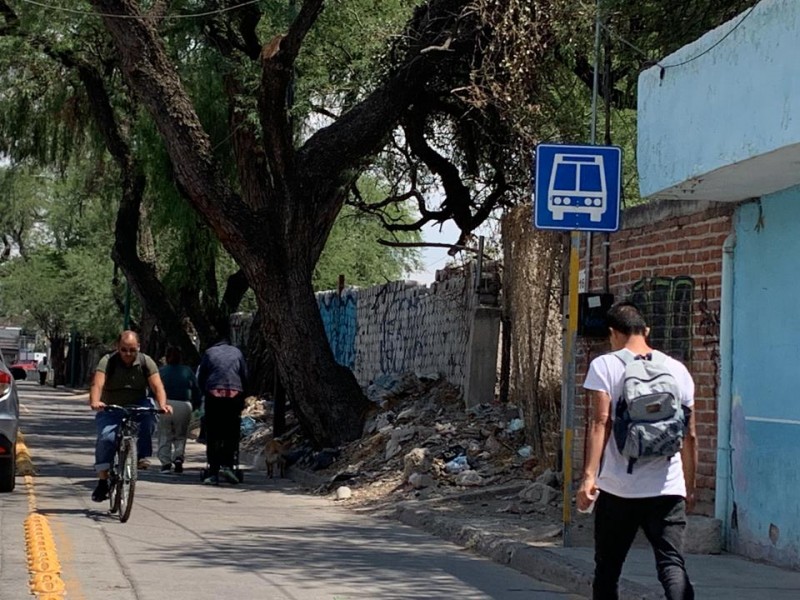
[405,219,464,284]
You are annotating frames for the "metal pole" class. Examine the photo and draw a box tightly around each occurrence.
[123,281,131,330]
[564,0,603,548]
[476,235,485,293]
[585,0,603,288]
[562,231,580,545]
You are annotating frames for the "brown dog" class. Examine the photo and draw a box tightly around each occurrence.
[265,438,288,478]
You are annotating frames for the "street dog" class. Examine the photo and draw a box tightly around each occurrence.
[265,438,288,478]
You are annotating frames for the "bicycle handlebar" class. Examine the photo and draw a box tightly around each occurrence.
[103,404,166,415]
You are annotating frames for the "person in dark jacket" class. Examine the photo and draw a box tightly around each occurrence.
[197,333,248,485]
[157,346,201,474]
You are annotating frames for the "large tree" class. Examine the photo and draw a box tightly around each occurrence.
[74,0,500,447]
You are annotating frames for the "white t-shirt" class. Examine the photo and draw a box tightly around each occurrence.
[583,349,694,498]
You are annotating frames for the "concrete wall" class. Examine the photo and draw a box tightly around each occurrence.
[317,289,358,370]
[638,0,800,202]
[353,275,473,389]
[729,192,800,568]
[231,268,485,395]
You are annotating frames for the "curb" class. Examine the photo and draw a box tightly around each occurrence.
[393,503,659,600]
[277,465,658,598]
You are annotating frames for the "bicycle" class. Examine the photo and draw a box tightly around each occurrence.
[103,404,163,523]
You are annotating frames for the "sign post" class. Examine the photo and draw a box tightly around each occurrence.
[532,142,621,545]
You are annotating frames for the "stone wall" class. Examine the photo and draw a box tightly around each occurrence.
[317,288,358,370]
[353,273,473,389]
[230,267,476,393]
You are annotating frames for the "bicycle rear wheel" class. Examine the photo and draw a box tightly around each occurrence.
[118,438,137,523]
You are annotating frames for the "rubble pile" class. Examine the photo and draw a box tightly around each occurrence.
[303,373,558,506]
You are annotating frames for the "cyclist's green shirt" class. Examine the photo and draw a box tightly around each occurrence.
[96,352,159,406]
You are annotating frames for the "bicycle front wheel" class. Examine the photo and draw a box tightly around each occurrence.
[108,448,121,514]
[118,437,137,523]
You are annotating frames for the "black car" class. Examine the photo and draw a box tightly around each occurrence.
[0,352,20,492]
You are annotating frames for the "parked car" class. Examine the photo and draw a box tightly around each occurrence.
[8,362,29,381]
[0,353,20,492]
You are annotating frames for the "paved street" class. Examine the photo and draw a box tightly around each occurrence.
[0,382,585,600]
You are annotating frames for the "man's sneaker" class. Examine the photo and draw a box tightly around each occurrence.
[159,463,172,475]
[219,467,239,484]
[173,458,184,474]
[91,479,109,502]
[137,458,150,470]
[202,475,219,486]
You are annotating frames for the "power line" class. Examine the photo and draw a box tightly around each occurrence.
[15,0,262,20]
[602,4,758,74]
[660,5,757,71]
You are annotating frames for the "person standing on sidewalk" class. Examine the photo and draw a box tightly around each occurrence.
[37,356,49,385]
[577,302,698,600]
[197,329,248,485]
[88,331,172,502]
[157,346,201,474]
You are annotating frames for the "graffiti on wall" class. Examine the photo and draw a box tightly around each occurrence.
[629,276,694,362]
[317,289,358,370]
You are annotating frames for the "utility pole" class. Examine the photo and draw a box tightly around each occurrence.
[562,0,603,548]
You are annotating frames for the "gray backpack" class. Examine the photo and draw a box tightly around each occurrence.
[612,350,685,474]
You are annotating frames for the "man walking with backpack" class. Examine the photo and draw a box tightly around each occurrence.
[577,302,697,600]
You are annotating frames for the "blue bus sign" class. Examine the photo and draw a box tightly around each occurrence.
[533,143,622,232]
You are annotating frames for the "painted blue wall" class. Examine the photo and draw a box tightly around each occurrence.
[316,289,358,370]
[638,0,800,199]
[731,190,800,567]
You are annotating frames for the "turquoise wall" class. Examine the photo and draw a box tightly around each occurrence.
[638,0,800,198]
[731,190,800,567]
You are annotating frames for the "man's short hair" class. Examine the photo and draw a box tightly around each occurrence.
[118,330,139,346]
[606,302,648,336]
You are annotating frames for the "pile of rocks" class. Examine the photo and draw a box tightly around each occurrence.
[307,373,559,506]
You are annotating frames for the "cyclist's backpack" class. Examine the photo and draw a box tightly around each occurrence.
[612,350,685,474]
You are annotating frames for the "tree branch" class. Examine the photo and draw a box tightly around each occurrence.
[377,239,479,254]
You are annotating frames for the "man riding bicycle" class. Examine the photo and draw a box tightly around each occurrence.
[89,331,171,502]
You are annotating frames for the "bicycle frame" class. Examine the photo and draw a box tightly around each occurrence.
[104,404,160,523]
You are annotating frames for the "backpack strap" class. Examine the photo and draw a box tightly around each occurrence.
[612,349,635,365]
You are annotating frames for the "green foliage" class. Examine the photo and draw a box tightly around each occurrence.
[314,204,422,291]
[0,248,118,342]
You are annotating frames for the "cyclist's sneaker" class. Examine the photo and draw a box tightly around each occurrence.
[202,474,219,486]
[173,458,184,474]
[91,479,109,502]
[138,458,151,470]
[220,467,239,484]
[159,463,171,475]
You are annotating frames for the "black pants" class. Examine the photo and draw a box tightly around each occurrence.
[593,492,694,600]
[204,395,244,473]
[39,371,46,385]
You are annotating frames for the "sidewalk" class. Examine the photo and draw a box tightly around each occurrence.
[282,463,800,600]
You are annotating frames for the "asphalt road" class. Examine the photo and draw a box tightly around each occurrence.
[0,381,585,600]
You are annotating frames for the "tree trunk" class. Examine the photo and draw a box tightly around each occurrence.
[251,268,369,448]
[50,334,67,387]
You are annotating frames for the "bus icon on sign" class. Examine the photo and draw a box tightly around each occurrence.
[548,153,607,222]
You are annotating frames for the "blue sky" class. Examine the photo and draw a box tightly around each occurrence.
[406,219,463,284]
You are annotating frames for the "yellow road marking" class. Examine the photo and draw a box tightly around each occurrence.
[23,469,67,598]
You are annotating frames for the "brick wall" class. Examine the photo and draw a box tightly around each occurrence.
[574,200,735,515]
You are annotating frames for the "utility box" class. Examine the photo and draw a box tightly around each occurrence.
[578,292,614,338]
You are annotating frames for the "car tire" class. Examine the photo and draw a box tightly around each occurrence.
[0,446,17,493]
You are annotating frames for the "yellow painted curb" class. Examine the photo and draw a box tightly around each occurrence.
[16,431,36,476]
[23,476,66,599]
